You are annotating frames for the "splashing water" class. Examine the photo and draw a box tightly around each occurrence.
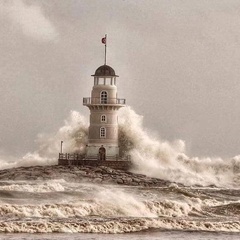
[1,107,240,187]
[0,180,239,234]
[119,107,240,188]
[0,111,88,169]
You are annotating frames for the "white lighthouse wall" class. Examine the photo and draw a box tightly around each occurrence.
[91,84,117,104]
[90,111,118,125]
[89,111,118,141]
[86,83,121,158]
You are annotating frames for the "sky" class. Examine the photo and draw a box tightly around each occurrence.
[1,0,240,160]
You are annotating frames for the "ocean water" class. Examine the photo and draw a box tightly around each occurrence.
[0,107,239,239]
[0,231,240,240]
[0,179,239,239]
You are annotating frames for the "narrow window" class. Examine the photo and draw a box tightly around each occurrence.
[101,91,108,104]
[100,127,106,138]
[101,115,106,122]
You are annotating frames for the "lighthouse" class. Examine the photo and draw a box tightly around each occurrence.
[83,64,125,160]
[58,35,130,169]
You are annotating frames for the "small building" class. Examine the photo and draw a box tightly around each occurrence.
[58,58,131,170]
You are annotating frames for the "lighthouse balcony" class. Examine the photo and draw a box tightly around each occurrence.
[83,97,126,106]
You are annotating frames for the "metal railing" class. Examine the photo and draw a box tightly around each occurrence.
[59,153,131,161]
[59,153,84,160]
[83,97,126,105]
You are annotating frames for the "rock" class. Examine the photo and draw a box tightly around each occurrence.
[99,167,113,174]
[94,168,103,173]
[93,178,102,183]
[132,178,141,183]
[123,177,133,184]
[74,170,86,175]
[117,179,124,184]
[0,165,173,187]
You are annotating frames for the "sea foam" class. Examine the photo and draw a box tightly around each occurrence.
[1,107,239,188]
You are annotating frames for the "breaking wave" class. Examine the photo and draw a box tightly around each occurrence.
[0,179,239,234]
[0,199,198,219]
[0,111,88,169]
[1,107,240,188]
[118,107,240,188]
[0,182,239,233]
[0,217,239,234]
[0,182,202,219]
[0,180,66,193]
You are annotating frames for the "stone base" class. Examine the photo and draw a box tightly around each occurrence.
[58,159,131,171]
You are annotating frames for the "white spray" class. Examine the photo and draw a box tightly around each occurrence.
[1,107,239,187]
[118,107,240,187]
[0,111,88,169]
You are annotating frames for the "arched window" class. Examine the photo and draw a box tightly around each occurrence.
[100,127,106,138]
[101,115,107,122]
[100,91,108,104]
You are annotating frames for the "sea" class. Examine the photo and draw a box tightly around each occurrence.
[0,108,239,239]
[0,179,239,239]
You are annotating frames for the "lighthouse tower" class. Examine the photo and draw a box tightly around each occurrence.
[58,36,130,168]
[83,64,125,160]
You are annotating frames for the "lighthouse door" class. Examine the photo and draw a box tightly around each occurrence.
[98,146,106,161]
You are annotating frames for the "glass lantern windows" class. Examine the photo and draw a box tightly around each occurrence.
[94,77,116,86]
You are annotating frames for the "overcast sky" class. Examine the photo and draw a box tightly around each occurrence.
[1,0,240,159]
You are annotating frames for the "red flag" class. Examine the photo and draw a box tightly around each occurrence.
[102,37,106,44]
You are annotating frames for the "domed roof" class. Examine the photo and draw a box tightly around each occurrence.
[92,65,118,77]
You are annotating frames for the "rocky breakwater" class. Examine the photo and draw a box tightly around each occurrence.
[0,165,173,187]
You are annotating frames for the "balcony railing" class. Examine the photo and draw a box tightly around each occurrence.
[59,153,84,160]
[83,97,126,105]
[59,153,131,161]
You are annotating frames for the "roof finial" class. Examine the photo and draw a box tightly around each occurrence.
[101,34,107,65]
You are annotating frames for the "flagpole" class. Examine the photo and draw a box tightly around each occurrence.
[104,34,107,65]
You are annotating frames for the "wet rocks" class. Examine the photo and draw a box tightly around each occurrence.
[0,165,172,187]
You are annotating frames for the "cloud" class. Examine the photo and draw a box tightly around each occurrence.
[1,0,58,41]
